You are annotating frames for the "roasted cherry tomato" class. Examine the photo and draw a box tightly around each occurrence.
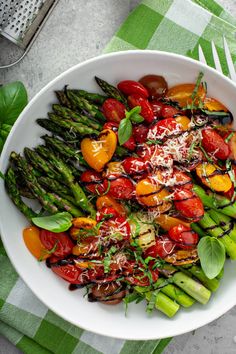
[80,170,108,195]
[173,189,204,222]
[99,216,131,242]
[224,131,236,160]
[23,226,50,261]
[136,177,171,212]
[40,230,74,258]
[96,206,120,222]
[166,83,206,107]
[51,263,84,284]
[161,105,180,119]
[102,98,126,123]
[150,118,180,138]
[96,195,127,217]
[125,266,159,286]
[128,94,155,123]
[122,157,150,180]
[108,177,134,199]
[168,224,199,249]
[137,144,173,169]
[144,236,176,259]
[204,97,228,112]
[150,100,164,118]
[171,170,193,190]
[103,121,136,151]
[139,75,168,99]
[132,123,149,143]
[118,80,149,98]
[72,236,99,256]
[202,128,230,160]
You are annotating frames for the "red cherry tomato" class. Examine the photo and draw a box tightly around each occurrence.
[139,75,168,99]
[117,80,149,98]
[102,98,126,123]
[108,177,134,199]
[137,144,173,169]
[122,157,150,179]
[103,122,136,151]
[150,118,180,139]
[144,236,176,259]
[133,124,149,143]
[202,128,230,160]
[40,230,74,258]
[168,224,199,249]
[171,170,193,190]
[99,216,131,242]
[51,264,84,284]
[80,170,108,195]
[128,94,155,123]
[161,105,180,119]
[150,100,164,118]
[96,207,120,222]
[103,121,119,131]
[174,189,204,222]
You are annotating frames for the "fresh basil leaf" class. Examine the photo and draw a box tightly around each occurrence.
[197,236,225,279]
[0,81,28,125]
[126,106,141,119]
[118,117,132,145]
[32,212,72,233]
[0,82,28,152]
[130,114,144,123]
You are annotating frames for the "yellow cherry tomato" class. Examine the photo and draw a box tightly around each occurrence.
[166,83,206,107]
[23,226,49,261]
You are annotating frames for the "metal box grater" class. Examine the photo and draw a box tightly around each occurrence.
[0,0,58,67]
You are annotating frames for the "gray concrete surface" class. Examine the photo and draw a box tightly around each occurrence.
[1,0,236,353]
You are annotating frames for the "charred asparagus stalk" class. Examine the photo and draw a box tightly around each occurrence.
[66,91,105,122]
[95,76,128,108]
[52,104,102,130]
[10,153,58,214]
[5,167,37,220]
[70,89,106,105]
[37,118,78,142]
[48,113,100,136]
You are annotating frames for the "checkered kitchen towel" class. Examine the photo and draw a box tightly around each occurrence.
[1,0,236,353]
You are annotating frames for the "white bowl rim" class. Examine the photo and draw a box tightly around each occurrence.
[1,49,236,340]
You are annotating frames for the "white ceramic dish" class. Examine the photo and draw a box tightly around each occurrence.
[1,50,236,340]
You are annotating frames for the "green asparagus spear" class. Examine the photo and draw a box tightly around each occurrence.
[193,184,236,218]
[55,90,73,108]
[154,279,195,307]
[48,193,83,217]
[38,176,73,198]
[37,118,78,142]
[145,291,180,318]
[198,212,236,260]
[208,208,236,242]
[70,89,106,105]
[188,265,219,292]
[66,91,105,122]
[48,113,100,136]
[34,148,95,217]
[36,145,82,178]
[10,153,58,214]
[191,222,206,237]
[24,147,63,182]
[172,272,211,304]
[41,135,87,167]
[52,104,102,130]
[95,76,128,108]
[5,167,37,220]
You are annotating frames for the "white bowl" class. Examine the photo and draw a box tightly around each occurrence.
[1,50,236,340]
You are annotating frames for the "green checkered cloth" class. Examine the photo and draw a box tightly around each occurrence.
[1,0,236,353]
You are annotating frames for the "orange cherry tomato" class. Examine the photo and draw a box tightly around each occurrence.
[96,195,127,217]
[196,163,232,193]
[136,178,171,212]
[23,226,50,261]
[81,129,117,172]
[166,83,206,107]
[175,116,191,131]
[204,97,228,112]
[155,214,190,231]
